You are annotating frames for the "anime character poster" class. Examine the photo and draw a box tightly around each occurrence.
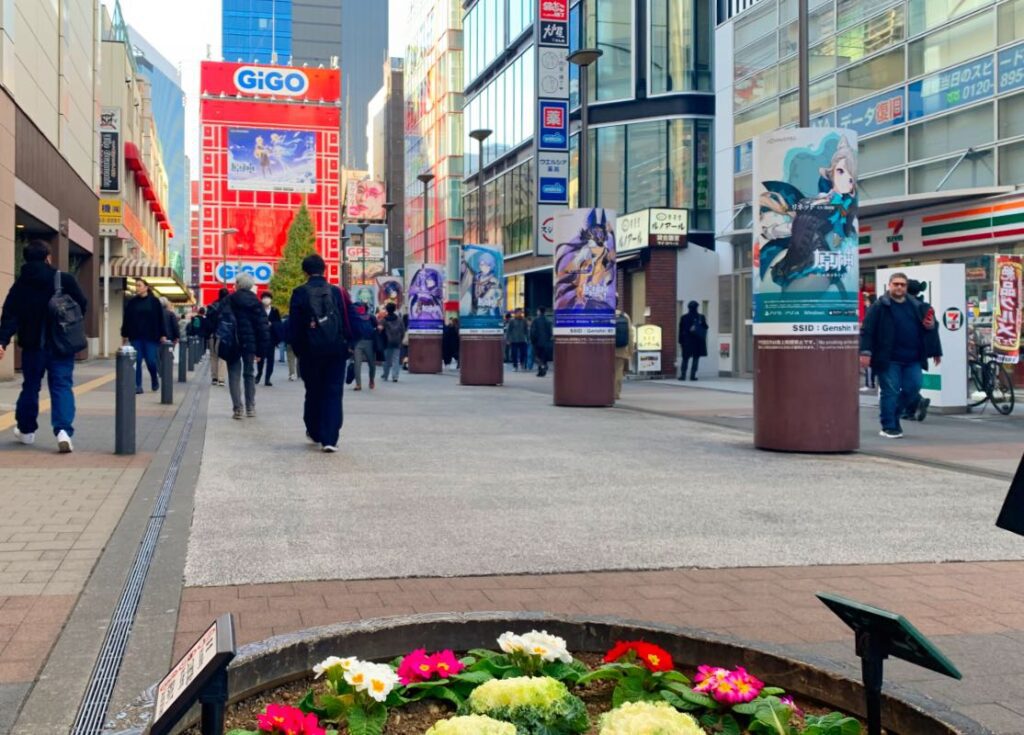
[752,128,860,335]
[376,276,405,311]
[406,263,445,333]
[227,128,317,193]
[351,284,377,311]
[459,244,505,333]
[552,208,617,334]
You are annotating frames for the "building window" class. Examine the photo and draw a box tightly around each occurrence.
[908,0,994,37]
[779,77,835,125]
[734,1,775,49]
[860,129,905,174]
[859,170,905,198]
[908,103,994,162]
[734,99,780,143]
[735,35,778,79]
[837,0,900,32]
[836,47,905,104]
[999,140,1024,185]
[590,0,633,101]
[596,126,626,213]
[999,0,1024,45]
[908,10,995,79]
[626,121,667,212]
[835,6,905,66]
[649,0,711,93]
[909,149,994,193]
[734,68,779,112]
[999,92,1024,139]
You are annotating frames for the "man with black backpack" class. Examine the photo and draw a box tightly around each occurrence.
[288,254,355,453]
[0,240,88,453]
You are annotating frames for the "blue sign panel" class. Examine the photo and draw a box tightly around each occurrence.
[908,57,995,120]
[539,177,568,203]
[998,42,1024,93]
[540,21,568,47]
[538,99,569,150]
[837,89,905,136]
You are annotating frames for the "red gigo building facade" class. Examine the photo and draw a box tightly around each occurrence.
[198,61,341,305]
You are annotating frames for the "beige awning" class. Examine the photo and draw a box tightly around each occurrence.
[108,258,194,304]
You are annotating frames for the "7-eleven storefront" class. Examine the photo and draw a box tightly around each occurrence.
[858,189,1024,381]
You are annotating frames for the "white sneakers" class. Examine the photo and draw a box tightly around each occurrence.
[322,444,339,453]
[56,430,74,453]
[13,428,35,445]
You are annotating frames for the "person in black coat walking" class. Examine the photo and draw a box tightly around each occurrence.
[529,306,553,377]
[255,291,282,386]
[205,288,229,386]
[678,301,708,381]
[122,278,167,394]
[223,273,270,419]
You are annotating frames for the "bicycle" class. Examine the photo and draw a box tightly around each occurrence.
[967,343,1016,415]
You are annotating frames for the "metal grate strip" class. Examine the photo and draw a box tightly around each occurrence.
[70,381,202,735]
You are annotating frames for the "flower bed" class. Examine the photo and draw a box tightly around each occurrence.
[164,613,986,735]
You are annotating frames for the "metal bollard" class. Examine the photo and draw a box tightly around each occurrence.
[178,340,188,383]
[188,336,197,372]
[115,346,137,455]
[160,343,174,405]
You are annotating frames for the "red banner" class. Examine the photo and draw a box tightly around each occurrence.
[200,61,340,103]
[993,255,1024,364]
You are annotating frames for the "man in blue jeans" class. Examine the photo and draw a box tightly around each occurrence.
[121,278,167,394]
[859,271,942,439]
[0,240,88,453]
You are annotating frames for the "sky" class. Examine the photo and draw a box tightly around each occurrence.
[104,0,409,178]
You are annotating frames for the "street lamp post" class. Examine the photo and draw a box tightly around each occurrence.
[340,235,351,289]
[798,0,809,126]
[469,129,492,242]
[567,49,602,208]
[221,227,239,285]
[358,222,370,290]
[383,201,395,273]
[417,172,434,265]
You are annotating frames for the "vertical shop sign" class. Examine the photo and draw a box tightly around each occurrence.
[534,0,570,256]
[100,108,120,193]
[993,255,1024,364]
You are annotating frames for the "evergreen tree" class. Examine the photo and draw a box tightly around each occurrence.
[269,203,318,315]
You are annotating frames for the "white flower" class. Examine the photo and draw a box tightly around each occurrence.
[344,661,371,690]
[497,632,527,654]
[520,631,572,663]
[363,662,400,702]
[313,656,350,679]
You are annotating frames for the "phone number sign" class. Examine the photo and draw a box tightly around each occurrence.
[908,57,994,120]
[999,42,1024,94]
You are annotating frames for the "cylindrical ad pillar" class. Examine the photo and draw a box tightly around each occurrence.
[459,243,505,386]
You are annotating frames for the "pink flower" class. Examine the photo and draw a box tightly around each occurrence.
[256,704,325,735]
[398,648,435,684]
[693,665,764,705]
[781,695,804,718]
[429,650,464,678]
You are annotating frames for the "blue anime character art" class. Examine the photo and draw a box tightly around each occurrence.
[407,265,444,330]
[460,246,503,317]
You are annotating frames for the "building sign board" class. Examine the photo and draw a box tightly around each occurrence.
[908,58,995,120]
[998,42,1024,93]
[616,208,689,253]
[837,89,905,136]
[538,152,569,204]
[99,108,120,193]
[540,21,568,47]
[99,198,123,227]
[538,100,568,150]
[539,0,568,21]
[636,324,662,351]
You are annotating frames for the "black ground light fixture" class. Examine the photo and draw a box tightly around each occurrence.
[817,593,962,735]
[996,450,1024,536]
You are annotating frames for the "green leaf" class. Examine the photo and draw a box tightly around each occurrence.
[761,687,786,696]
[656,669,692,685]
[431,685,465,709]
[731,702,759,716]
[612,675,647,707]
[297,689,329,719]
[347,702,388,735]
[576,668,625,686]
[226,730,257,735]
[467,648,498,660]
[659,690,702,712]
[453,670,493,684]
[721,713,742,735]
[675,688,717,709]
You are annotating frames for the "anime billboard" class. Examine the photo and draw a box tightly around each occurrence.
[350,284,378,311]
[753,128,860,335]
[459,244,504,333]
[376,276,404,311]
[407,263,444,333]
[552,208,617,334]
[227,128,317,193]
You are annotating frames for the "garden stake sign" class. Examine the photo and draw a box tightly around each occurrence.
[816,593,961,735]
[150,613,236,735]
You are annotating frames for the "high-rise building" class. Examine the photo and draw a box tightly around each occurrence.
[366,58,406,271]
[340,1,388,170]
[293,0,341,66]
[222,0,292,64]
[131,28,190,281]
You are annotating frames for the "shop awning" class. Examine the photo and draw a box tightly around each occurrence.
[108,257,194,304]
[860,186,1017,220]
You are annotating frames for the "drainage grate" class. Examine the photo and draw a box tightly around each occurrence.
[70,382,202,735]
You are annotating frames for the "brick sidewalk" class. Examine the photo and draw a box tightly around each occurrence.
[174,561,1024,732]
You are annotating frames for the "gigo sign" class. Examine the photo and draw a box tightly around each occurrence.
[216,262,274,284]
[233,66,309,97]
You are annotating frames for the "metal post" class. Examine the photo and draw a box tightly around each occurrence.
[359,222,369,288]
[798,0,809,127]
[102,236,110,358]
[198,666,229,735]
[857,631,885,735]
[115,346,136,455]
[478,138,486,240]
[161,343,174,405]
[178,340,187,383]
[567,50,602,208]
[188,337,197,372]
[417,173,434,264]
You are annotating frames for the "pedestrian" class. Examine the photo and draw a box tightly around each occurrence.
[860,271,942,439]
[506,308,529,371]
[279,316,298,381]
[861,294,878,391]
[122,278,167,394]
[205,287,230,386]
[400,312,410,370]
[187,307,206,343]
[288,254,355,452]
[254,291,281,387]
[503,311,513,363]
[614,310,634,399]
[222,274,269,419]
[530,306,553,377]
[161,297,181,345]
[0,240,87,453]
[350,299,378,390]
[442,316,460,370]
[380,302,405,382]
[900,279,944,422]
[678,300,708,381]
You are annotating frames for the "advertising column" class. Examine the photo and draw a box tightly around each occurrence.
[533,0,570,257]
[459,244,505,385]
[552,208,617,407]
[406,262,445,373]
[752,128,860,451]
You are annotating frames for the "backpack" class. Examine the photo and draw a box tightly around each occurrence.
[614,314,629,348]
[351,305,376,341]
[47,270,87,357]
[305,282,346,355]
[191,316,202,331]
[382,316,404,347]
[215,302,238,357]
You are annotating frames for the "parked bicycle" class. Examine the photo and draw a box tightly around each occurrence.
[968,342,1015,415]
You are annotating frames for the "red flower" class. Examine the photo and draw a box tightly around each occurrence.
[603,640,674,672]
[257,703,325,735]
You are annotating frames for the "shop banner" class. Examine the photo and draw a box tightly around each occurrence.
[752,128,860,336]
[228,128,317,193]
[376,276,404,311]
[553,208,617,335]
[99,108,120,193]
[407,263,445,333]
[993,255,1024,364]
[459,244,505,334]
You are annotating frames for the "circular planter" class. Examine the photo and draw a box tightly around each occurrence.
[121,612,992,734]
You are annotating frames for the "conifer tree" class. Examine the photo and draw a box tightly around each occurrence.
[269,204,317,314]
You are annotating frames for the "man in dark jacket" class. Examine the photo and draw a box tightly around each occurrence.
[224,273,270,419]
[288,254,354,452]
[678,301,708,381]
[204,288,229,386]
[379,302,405,382]
[350,300,378,390]
[901,280,943,422]
[860,271,942,439]
[255,291,282,387]
[529,306,553,377]
[0,240,87,453]
[122,278,167,394]
[506,309,529,371]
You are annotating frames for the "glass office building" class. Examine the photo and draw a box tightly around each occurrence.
[223,0,292,64]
